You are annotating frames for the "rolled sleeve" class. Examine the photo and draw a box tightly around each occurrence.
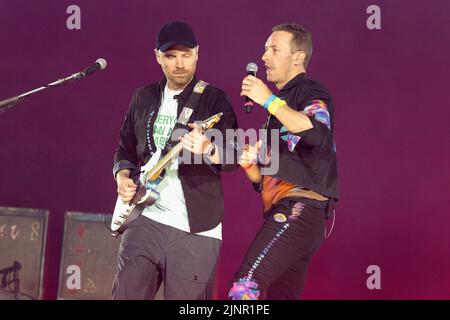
[295,86,333,149]
[113,160,137,180]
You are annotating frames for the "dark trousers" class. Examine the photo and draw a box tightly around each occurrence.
[111,216,221,300]
[229,197,326,300]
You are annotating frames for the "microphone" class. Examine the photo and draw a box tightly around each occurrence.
[81,58,108,77]
[244,62,258,113]
[64,58,108,81]
[0,58,108,113]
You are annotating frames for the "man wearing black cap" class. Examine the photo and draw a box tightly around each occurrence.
[111,22,238,300]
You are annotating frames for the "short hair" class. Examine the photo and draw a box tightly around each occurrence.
[272,23,313,68]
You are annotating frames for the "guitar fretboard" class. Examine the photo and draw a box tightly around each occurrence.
[144,112,222,182]
[145,142,184,182]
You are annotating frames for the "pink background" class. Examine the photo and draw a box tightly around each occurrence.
[1,0,449,299]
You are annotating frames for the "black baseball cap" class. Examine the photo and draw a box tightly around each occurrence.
[156,22,197,52]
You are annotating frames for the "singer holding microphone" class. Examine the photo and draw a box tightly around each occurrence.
[228,23,339,300]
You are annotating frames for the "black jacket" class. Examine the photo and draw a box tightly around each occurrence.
[265,72,339,200]
[113,76,238,233]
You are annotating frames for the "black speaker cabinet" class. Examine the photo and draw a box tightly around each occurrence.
[0,206,48,300]
[57,211,120,300]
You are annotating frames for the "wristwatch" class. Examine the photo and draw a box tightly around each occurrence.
[206,143,216,157]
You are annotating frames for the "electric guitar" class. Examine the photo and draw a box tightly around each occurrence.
[110,112,223,236]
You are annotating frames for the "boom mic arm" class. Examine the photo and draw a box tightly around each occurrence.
[0,58,107,113]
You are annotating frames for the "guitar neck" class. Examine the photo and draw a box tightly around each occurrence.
[145,142,184,181]
[144,112,222,182]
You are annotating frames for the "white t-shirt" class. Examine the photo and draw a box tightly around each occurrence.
[141,84,222,240]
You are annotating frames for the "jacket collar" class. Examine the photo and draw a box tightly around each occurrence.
[158,75,198,103]
[158,75,199,121]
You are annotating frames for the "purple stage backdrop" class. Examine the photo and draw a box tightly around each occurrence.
[1,0,449,299]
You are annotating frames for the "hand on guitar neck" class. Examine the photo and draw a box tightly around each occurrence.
[179,122,220,164]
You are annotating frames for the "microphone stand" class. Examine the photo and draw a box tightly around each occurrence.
[0,70,87,114]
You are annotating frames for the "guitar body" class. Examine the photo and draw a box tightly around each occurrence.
[111,149,163,236]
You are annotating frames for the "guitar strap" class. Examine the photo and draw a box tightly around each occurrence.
[163,80,209,153]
